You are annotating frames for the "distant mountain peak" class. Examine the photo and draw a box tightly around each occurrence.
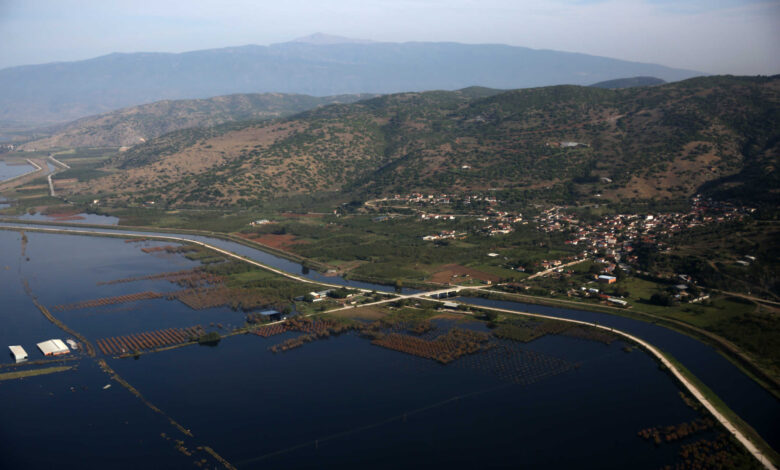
[286,33,374,46]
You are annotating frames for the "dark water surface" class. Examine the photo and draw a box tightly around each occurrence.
[0,228,775,468]
[0,160,35,181]
[458,296,780,450]
[11,212,120,225]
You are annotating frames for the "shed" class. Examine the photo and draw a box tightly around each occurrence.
[598,275,617,284]
[258,309,282,321]
[36,339,70,356]
[608,298,628,307]
[9,345,28,362]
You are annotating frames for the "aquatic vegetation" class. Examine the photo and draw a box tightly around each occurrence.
[197,332,222,345]
[455,344,576,385]
[0,365,73,381]
[671,434,761,469]
[372,328,491,364]
[96,326,206,355]
[98,268,223,288]
[492,319,617,345]
[638,418,715,445]
[492,319,569,343]
[52,291,164,311]
[561,326,618,344]
[265,317,361,352]
[170,286,280,311]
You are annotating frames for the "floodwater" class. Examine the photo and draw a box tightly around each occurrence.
[0,221,777,452]
[11,212,119,225]
[0,230,729,468]
[0,160,35,182]
[459,296,780,451]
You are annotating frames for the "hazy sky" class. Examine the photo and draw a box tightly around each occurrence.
[1,0,778,74]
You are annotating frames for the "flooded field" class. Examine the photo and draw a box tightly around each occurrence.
[11,212,119,225]
[0,230,763,468]
[0,160,36,182]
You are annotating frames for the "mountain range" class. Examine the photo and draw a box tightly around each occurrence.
[0,34,701,126]
[66,75,778,208]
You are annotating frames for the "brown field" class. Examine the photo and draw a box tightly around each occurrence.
[53,178,78,187]
[236,232,304,251]
[329,306,388,321]
[430,264,500,284]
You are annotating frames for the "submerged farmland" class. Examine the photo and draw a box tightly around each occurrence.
[0,229,771,469]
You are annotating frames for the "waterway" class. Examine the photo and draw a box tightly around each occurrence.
[10,212,119,225]
[0,160,35,182]
[0,225,780,468]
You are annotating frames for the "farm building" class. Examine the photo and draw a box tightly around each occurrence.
[36,339,70,356]
[608,298,628,307]
[8,345,28,362]
[598,275,617,284]
[257,309,282,321]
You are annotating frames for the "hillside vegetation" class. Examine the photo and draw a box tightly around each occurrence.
[19,92,375,150]
[590,76,666,89]
[69,76,779,208]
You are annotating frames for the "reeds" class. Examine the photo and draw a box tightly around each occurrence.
[96,326,206,355]
[53,291,163,311]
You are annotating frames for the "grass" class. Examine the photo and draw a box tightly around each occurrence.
[0,365,73,381]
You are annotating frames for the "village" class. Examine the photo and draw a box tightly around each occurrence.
[385,192,756,309]
[518,195,756,306]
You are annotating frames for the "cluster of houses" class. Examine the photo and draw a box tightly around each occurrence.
[249,219,272,226]
[534,195,752,273]
[422,230,467,242]
[417,201,525,240]
[393,192,499,206]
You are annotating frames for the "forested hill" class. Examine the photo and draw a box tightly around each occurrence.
[74,76,779,208]
[590,76,666,89]
[19,92,375,150]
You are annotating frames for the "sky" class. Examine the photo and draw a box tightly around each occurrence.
[0,0,778,75]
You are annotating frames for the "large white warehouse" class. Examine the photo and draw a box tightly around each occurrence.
[36,339,70,356]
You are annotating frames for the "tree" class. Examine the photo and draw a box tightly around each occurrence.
[649,292,674,306]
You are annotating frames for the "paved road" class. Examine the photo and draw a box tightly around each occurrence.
[525,258,587,280]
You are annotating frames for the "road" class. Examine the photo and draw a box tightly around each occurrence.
[525,258,588,280]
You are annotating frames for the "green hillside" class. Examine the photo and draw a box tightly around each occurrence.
[71,76,779,209]
[590,76,666,89]
[19,92,376,150]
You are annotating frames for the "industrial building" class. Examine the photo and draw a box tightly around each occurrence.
[36,339,70,356]
[257,309,282,321]
[8,345,28,362]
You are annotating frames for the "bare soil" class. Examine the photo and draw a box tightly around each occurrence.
[430,264,500,284]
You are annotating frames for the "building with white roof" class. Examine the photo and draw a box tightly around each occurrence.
[36,339,70,356]
[9,345,28,362]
